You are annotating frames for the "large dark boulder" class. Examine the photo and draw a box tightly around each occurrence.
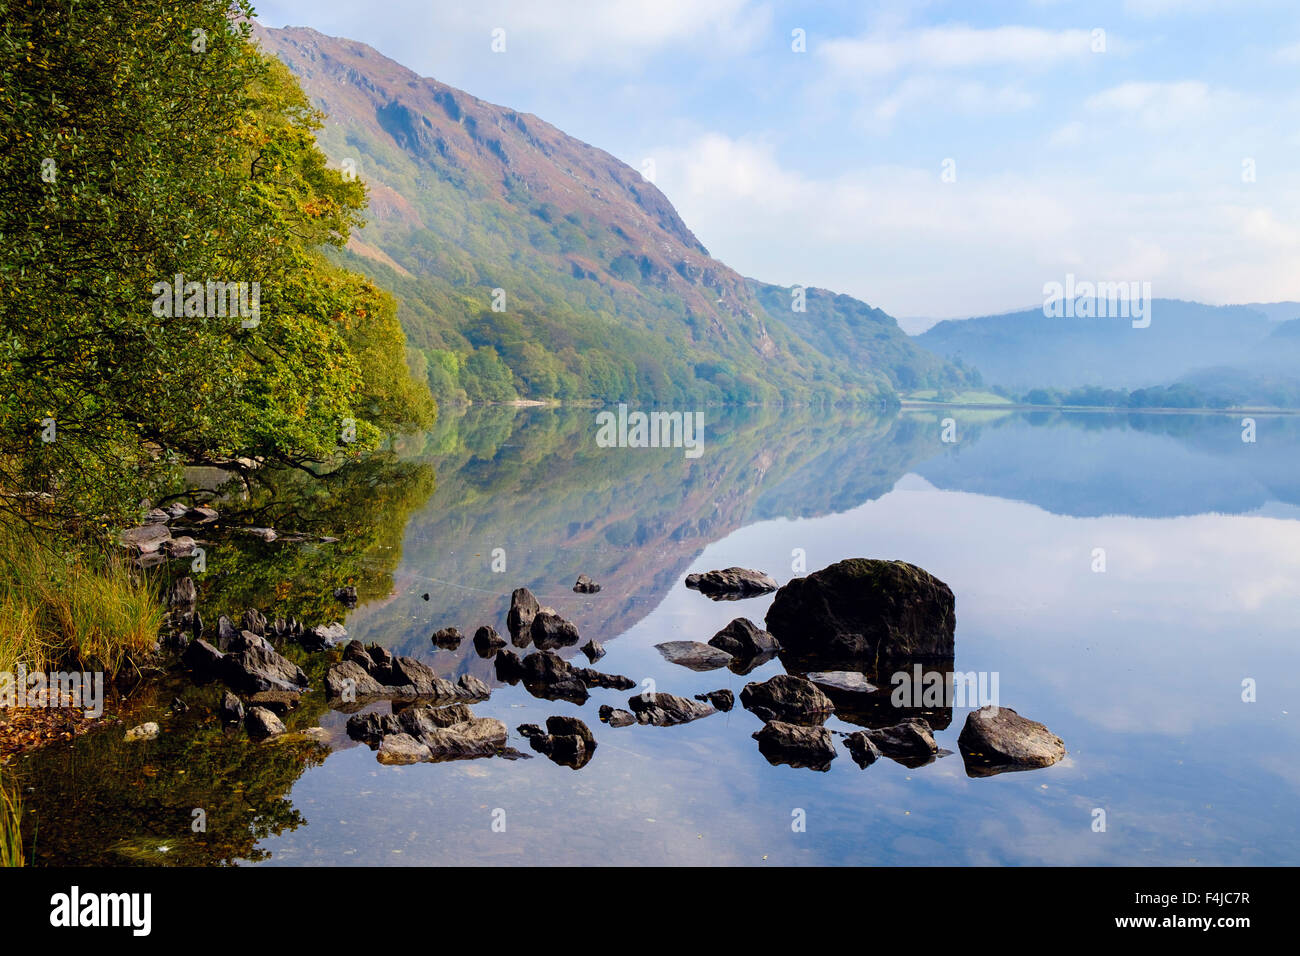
[530,610,581,650]
[523,715,597,769]
[958,707,1065,777]
[766,559,955,670]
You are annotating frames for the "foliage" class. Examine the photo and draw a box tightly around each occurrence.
[0,0,433,532]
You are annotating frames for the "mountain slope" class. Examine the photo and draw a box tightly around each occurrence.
[253,25,964,405]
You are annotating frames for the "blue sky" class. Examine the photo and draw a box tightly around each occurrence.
[253,0,1300,324]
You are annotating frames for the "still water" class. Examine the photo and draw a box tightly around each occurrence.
[17,407,1300,865]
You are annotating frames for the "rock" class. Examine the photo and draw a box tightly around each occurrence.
[752,720,836,771]
[655,640,733,671]
[628,691,715,726]
[524,715,597,769]
[124,722,160,742]
[119,524,171,554]
[432,626,463,649]
[239,527,278,543]
[739,674,835,725]
[847,719,938,768]
[494,647,524,683]
[530,609,581,650]
[163,536,198,559]
[144,507,170,524]
[573,574,601,593]
[240,608,267,637]
[301,622,346,652]
[844,731,883,768]
[170,696,190,714]
[571,666,636,691]
[766,559,955,671]
[377,732,431,765]
[694,689,734,712]
[958,707,1065,777]
[580,639,605,663]
[708,617,779,658]
[346,711,402,744]
[323,650,489,705]
[166,576,198,610]
[421,717,508,760]
[598,705,637,727]
[248,689,301,716]
[473,625,506,657]
[216,616,239,651]
[182,638,224,679]
[506,587,540,647]
[685,567,778,600]
[334,585,358,608]
[806,670,878,696]
[518,651,589,704]
[219,691,245,725]
[397,702,474,738]
[220,632,309,694]
[164,502,189,519]
[422,593,430,601]
[181,505,219,524]
[245,706,286,740]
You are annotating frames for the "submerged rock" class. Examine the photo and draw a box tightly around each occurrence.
[685,567,778,600]
[740,674,835,725]
[124,722,160,742]
[573,574,601,593]
[752,720,836,771]
[377,732,432,765]
[245,706,286,740]
[655,640,733,671]
[766,559,955,670]
[708,617,779,657]
[958,706,1065,777]
[506,587,541,647]
[248,689,301,717]
[334,585,359,608]
[628,691,715,726]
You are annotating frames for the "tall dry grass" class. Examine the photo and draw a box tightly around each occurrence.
[0,523,164,676]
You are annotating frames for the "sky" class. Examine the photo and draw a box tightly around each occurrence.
[252,0,1300,324]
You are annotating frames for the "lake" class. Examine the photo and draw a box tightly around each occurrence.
[14,405,1300,865]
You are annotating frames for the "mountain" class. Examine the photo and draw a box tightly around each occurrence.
[916,300,1280,393]
[252,25,969,405]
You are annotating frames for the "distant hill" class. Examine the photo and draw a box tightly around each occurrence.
[253,25,970,405]
[916,300,1279,393]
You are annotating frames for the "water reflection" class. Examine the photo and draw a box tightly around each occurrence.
[13,405,1300,865]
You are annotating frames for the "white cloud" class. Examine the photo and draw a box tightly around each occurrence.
[652,132,1300,316]
[821,25,1101,77]
[1083,80,1224,128]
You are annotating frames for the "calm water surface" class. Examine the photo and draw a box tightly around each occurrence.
[17,407,1300,865]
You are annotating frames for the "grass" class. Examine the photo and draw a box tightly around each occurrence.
[0,522,165,677]
[0,771,23,867]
